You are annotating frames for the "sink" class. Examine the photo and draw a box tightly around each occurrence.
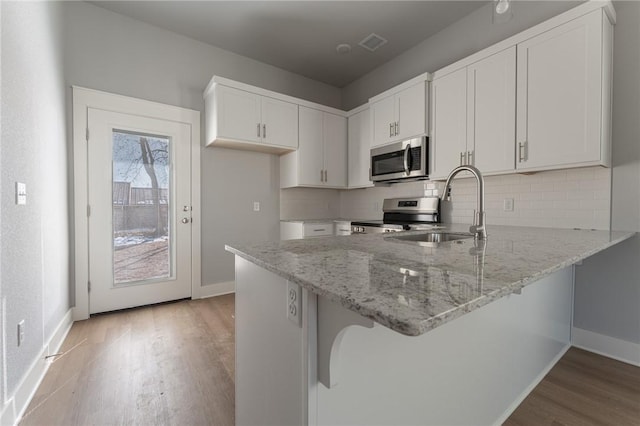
[389,232,475,246]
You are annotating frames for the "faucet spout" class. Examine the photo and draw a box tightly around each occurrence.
[441,165,487,240]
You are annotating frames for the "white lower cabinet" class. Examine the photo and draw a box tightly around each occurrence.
[334,221,352,236]
[280,221,334,240]
[516,9,612,171]
[280,106,347,188]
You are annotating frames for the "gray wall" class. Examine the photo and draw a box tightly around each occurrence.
[574,1,640,345]
[61,1,342,287]
[1,1,68,398]
[341,1,580,110]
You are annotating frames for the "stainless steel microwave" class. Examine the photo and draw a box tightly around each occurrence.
[370,136,429,183]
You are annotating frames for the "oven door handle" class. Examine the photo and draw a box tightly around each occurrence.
[403,144,411,175]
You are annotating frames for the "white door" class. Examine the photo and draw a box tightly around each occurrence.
[87,108,192,314]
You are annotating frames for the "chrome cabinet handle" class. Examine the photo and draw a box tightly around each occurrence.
[395,121,399,136]
[263,124,266,139]
[324,170,328,182]
[389,123,394,137]
[257,123,261,138]
[320,169,324,182]
[467,150,474,166]
[518,141,527,162]
[460,151,465,166]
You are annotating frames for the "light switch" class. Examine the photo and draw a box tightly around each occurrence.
[253,201,260,212]
[503,198,514,212]
[15,182,27,205]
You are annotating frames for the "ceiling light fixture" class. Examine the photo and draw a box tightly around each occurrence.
[495,0,510,15]
[493,0,513,24]
[359,33,387,52]
[336,43,352,55]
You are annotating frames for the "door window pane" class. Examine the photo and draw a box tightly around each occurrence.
[112,130,171,285]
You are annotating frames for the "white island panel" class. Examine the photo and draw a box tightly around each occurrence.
[315,267,572,426]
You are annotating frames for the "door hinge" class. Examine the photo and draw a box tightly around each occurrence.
[86,127,90,142]
[87,205,91,217]
[88,281,91,293]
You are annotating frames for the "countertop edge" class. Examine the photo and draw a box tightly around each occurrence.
[225,230,635,337]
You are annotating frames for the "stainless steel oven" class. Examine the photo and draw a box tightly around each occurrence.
[370,136,429,183]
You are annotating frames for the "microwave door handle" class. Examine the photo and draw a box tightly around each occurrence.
[403,145,411,175]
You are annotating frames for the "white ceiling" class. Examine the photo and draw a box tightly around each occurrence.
[89,1,489,88]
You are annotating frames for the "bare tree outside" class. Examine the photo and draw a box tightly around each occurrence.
[112,130,171,284]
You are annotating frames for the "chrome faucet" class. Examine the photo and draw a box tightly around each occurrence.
[441,165,487,240]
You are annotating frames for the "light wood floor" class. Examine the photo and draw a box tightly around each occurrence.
[21,295,639,425]
[20,295,235,426]
[505,347,640,425]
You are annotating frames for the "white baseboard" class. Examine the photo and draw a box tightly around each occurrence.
[0,309,73,426]
[572,327,640,366]
[493,344,571,426]
[197,281,235,299]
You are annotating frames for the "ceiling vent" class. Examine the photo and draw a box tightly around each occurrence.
[359,33,388,52]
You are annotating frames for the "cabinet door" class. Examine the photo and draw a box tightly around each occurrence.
[370,95,396,148]
[348,109,372,188]
[298,106,325,186]
[261,96,299,149]
[324,112,348,188]
[468,47,516,174]
[215,85,261,143]
[516,10,602,170]
[396,82,426,141]
[430,68,468,180]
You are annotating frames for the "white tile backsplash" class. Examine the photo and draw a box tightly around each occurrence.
[280,187,342,220]
[337,166,612,230]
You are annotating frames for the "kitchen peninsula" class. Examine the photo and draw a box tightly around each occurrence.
[226,225,633,425]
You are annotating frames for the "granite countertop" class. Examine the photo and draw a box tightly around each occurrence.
[226,225,634,336]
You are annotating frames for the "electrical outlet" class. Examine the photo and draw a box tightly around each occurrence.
[286,282,301,327]
[503,198,514,212]
[15,182,27,205]
[17,320,25,346]
[253,201,260,212]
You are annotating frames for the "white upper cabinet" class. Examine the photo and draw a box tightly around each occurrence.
[431,47,516,180]
[430,68,468,180]
[370,80,428,148]
[468,46,516,175]
[205,80,298,153]
[516,9,612,171]
[348,107,373,188]
[280,106,347,189]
